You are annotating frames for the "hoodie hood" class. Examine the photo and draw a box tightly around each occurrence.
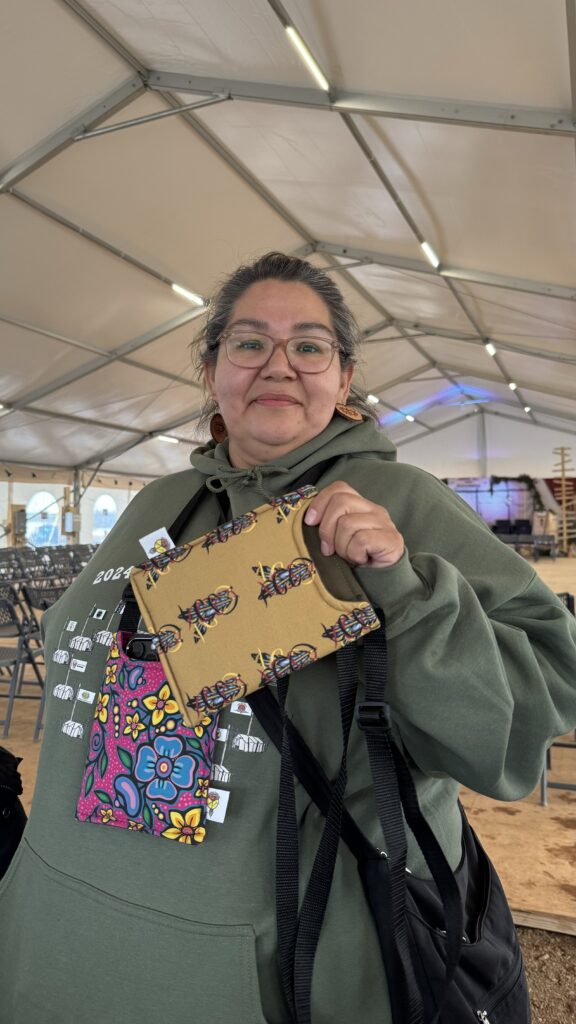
[189,416,396,515]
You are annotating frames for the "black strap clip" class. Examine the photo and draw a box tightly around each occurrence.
[356,700,392,734]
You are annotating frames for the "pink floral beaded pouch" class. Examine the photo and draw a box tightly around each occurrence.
[76,632,218,845]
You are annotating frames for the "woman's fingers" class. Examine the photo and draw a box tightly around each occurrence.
[334,514,404,567]
[304,482,404,567]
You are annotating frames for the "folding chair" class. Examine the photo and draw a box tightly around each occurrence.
[22,580,69,617]
[0,550,21,584]
[0,582,39,638]
[46,548,76,582]
[69,544,95,575]
[15,548,51,583]
[0,598,45,739]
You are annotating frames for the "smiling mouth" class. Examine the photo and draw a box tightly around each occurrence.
[252,396,300,406]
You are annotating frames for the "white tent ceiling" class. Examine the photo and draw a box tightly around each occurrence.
[2,0,576,484]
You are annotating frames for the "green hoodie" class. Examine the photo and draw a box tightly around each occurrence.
[1,418,575,1024]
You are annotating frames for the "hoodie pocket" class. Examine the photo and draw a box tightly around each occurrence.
[0,840,268,1024]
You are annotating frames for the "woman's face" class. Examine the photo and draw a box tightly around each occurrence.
[204,280,354,468]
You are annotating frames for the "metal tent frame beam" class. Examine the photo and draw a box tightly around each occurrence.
[394,410,479,447]
[75,408,205,469]
[0,76,145,192]
[7,189,194,293]
[406,392,576,426]
[1,310,204,411]
[387,320,576,366]
[147,71,576,139]
[313,243,576,303]
[395,408,576,445]
[435,362,576,406]
[487,408,576,440]
[5,402,197,444]
[0,458,159,481]
[367,363,434,398]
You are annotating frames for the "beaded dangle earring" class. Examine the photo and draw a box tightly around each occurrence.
[209,413,228,443]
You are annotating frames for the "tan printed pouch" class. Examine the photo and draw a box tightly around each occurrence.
[129,485,380,728]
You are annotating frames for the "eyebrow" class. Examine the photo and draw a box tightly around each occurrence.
[229,318,335,335]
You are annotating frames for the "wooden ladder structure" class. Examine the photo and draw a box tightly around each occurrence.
[552,447,576,554]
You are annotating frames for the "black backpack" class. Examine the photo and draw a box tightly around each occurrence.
[0,745,27,881]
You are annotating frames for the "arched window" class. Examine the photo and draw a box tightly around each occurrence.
[92,494,118,544]
[26,491,60,547]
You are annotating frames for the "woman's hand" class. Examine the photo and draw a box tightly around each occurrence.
[303,481,404,568]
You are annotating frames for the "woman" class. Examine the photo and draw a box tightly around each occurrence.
[0,253,575,1024]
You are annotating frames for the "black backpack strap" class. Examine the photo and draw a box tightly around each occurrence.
[257,642,360,1024]
[250,688,374,859]
[275,672,299,1020]
[293,641,358,1023]
[359,626,463,1023]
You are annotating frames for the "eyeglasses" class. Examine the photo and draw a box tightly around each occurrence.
[219,330,341,374]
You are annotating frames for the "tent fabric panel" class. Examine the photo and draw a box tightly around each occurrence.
[414,337,496,373]
[492,349,576,397]
[414,331,576,362]
[84,0,324,85]
[394,412,575,478]
[23,93,305,292]
[442,374,528,405]
[0,197,192,349]
[413,403,487,429]
[377,376,462,417]
[0,323,98,404]
[395,415,484,477]
[379,402,476,434]
[34,361,203,433]
[359,340,430,388]
[306,253,384,326]
[82,0,570,107]
[100,435,200,477]
[0,0,132,168]
[412,338,576,401]
[483,415,576,475]
[133,321,204,381]
[344,265,473,328]
[0,410,133,468]
[531,411,576,433]
[515,388,576,419]
[452,281,576,339]
[357,118,576,287]
[293,0,571,106]
[193,98,419,258]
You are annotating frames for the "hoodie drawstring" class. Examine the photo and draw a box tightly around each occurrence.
[205,464,290,502]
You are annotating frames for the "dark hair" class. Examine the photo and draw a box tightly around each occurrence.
[193,252,377,427]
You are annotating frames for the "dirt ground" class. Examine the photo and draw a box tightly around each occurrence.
[517,927,576,1024]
